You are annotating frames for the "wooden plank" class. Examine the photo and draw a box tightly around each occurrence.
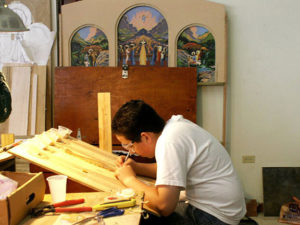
[54,67,197,145]
[0,134,15,162]
[0,152,14,162]
[98,93,112,152]
[34,65,46,134]
[8,66,31,136]
[28,74,38,135]
[1,133,15,147]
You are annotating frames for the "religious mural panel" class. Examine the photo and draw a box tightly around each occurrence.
[177,26,215,82]
[71,26,109,67]
[118,6,168,66]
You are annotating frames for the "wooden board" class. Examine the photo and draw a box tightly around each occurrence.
[34,65,46,134]
[9,66,31,135]
[28,74,38,135]
[60,0,227,82]
[9,134,155,192]
[0,65,46,136]
[54,66,197,145]
[98,92,112,152]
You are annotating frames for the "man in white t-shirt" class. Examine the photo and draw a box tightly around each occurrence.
[112,100,246,225]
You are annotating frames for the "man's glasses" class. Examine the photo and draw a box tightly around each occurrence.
[121,141,135,154]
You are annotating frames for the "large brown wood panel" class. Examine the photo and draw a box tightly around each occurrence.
[54,66,197,145]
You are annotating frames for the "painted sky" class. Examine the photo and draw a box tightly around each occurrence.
[126,6,164,31]
[189,26,209,38]
[76,26,105,41]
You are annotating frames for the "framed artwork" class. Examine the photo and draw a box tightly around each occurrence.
[70,26,109,67]
[117,6,168,66]
[177,26,215,82]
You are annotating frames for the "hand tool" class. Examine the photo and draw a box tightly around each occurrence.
[124,150,130,162]
[31,199,92,217]
[0,140,22,153]
[72,207,124,225]
[93,198,136,211]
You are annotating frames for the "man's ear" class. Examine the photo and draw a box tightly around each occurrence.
[140,132,152,143]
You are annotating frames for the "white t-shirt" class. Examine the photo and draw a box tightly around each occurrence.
[155,115,246,225]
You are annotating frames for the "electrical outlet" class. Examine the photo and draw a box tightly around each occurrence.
[242,155,256,163]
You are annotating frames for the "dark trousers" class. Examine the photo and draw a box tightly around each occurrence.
[141,202,229,225]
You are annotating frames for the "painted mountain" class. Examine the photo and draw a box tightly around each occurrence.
[117,6,168,66]
[177,26,216,83]
[71,26,109,67]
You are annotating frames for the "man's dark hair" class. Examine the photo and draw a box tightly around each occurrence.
[112,100,165,142]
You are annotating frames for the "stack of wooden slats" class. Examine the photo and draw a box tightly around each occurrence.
[0,64,46,140]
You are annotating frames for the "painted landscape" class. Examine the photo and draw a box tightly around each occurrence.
[118,6,168,66]
[71,26,109,67]
[177,26,215,82]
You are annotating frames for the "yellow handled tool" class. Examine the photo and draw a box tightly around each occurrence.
[93,198,136,211]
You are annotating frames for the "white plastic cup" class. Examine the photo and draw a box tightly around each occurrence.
[46,175,68,203]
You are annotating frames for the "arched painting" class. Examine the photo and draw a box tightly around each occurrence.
[177,26,215,83]
[118,6,168,66]
[71,26,109,67]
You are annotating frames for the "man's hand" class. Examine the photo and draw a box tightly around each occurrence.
[115,165,136,186]
[115,156,157,178]
[116,156,136,168]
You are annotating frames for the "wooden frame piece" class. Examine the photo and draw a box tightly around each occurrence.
[98,93,112,152]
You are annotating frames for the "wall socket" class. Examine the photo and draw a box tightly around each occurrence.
[242,155,256,163]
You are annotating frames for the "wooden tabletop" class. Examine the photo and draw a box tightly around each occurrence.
[19,192,143,225]
[0,152,14,163]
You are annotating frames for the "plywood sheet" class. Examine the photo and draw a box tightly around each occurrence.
[60,0,227,82]
[8,66,31,135]
[9,133,155,192]
[6,0,51,27]
[34,65,46,134]
[54,66,197,145]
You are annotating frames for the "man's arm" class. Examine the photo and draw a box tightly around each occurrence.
[116,156,157,178]
[132,162,157,178]
[115,165,181,216]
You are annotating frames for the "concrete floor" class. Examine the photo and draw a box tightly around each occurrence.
[251,214,283,225]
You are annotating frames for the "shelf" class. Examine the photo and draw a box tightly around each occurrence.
[197,82,226,86]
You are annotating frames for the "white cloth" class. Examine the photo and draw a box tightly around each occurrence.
[155,115,246,225]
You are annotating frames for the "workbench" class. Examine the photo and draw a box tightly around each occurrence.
[19,192,144,225]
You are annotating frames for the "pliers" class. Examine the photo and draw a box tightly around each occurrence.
[31,199,92,217]
[72,207,125,225]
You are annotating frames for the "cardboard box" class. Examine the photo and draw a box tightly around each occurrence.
[0,171,45,225]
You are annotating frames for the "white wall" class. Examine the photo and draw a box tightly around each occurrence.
[207,0,300,202]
